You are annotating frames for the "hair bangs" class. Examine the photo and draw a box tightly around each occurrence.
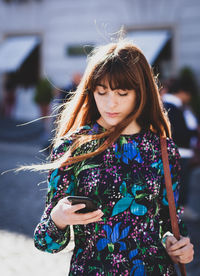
[89,57,138,92]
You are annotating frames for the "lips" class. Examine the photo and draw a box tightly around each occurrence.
[106,112,119,118]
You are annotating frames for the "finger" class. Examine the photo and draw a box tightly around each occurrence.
[75,209,103,220]
[60,197,72,205]
[178,252,194,264]
[70,204,86,212]
[182,256,194,264]
[79,214,103,225]
[168,244,193,257]
[179,255,193,264]
[165,236,177,249]
[169,237,190,251]
[75,210,103,224]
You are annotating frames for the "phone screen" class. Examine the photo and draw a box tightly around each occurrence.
[67,196,98,213]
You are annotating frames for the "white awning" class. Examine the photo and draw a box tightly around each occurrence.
[126,30,171,64]
[0,36,40,72]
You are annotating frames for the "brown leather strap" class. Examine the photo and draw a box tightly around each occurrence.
[160,136,187,276]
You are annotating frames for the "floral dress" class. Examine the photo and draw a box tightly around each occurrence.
[34,122,187,276]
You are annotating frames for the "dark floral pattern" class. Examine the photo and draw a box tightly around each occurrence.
[34,122,187,275]
[97,222,131,252]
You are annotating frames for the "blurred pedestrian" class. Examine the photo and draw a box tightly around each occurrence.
[23,40,194,275]
[55,72,82,103]
[2,75,16,118]
[159,78,175,98]
[162,78,199,221]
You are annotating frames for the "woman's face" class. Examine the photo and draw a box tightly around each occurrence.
[93,79,137,129]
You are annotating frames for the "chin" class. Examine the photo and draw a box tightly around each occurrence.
[104,119,121,127]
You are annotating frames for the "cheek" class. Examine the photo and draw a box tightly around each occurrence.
[124,96,136,113]
[93,94,103,112]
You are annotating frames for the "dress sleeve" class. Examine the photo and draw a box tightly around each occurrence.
[159,138,188,240]
[34,138,75,253]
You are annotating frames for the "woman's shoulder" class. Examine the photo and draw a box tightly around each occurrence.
[141,129,180,159]
[53,124,98,155]
[165,136,180,159]
[54,125,90,146]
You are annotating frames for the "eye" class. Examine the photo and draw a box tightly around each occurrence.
[118,92,128,96]
[97,91,106,96]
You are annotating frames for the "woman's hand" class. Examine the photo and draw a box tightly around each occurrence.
[50,197,104,230]
[165,236,194,264]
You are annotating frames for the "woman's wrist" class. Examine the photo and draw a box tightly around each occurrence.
[50,213,68,230]
[162,231,174,248]
[46,215,69,241]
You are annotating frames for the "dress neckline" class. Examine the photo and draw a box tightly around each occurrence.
[93,121,148,138]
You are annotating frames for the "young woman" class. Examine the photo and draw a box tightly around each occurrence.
[34,40,194,275]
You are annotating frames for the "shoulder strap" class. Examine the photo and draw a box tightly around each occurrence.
[160,136,187,276]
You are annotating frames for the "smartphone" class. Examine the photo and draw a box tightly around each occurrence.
[67,196,98,213]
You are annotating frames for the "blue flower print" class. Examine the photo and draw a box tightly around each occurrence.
[115,139,143,164]
[48,169,60,192]
[112,182,148,217]
[162,182,179,207]
[66,174,75,195]
[151,159,164,175]
[97,222,130,252]
[76,248,83,258]
[129,249,147,276]
[151,160,173,178]
[44,234,62,252]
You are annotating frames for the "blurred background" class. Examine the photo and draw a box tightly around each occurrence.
[0,0,200,275]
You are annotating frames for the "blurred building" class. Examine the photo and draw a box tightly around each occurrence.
[0,0,199,119]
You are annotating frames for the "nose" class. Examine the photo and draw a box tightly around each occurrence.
[107,92,118,109]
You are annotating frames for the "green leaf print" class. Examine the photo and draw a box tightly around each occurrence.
[95,223,100,233]
[94,186,98,196]
[102,205,110,215]
[119,181,128,196]
[88,266,104,273]
[75,164,99,178]
[74,160,99,178]
[119,136,128,146]
[158,264,165,273]
[155,201,160,216]
[97,253,101,261]
[135,193,149,200]
[108,243,115,253]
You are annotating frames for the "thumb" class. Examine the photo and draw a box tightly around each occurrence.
[166,235,177,250]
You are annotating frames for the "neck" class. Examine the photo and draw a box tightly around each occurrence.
[97,118,141,135]
[121,120,141,135]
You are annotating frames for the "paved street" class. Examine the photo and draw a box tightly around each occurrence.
[0,230,73,276]
[0,141,74,276]
[0,118,200,275]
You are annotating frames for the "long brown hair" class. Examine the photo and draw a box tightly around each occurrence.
[20,39,171,171]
